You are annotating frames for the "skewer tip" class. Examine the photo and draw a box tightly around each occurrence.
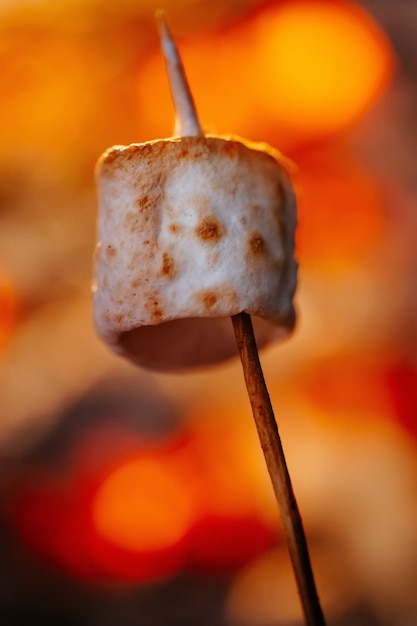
[155,10,203,137]
[155,10,175,61]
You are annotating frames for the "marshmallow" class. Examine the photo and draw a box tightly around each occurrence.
[93,134,297,371]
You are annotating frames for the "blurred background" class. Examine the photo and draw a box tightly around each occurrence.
[0,0,417,624]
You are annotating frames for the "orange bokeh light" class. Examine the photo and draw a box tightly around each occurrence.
[294,147,384,268]
[297,354,417,439]
[90,426,276,575]
[92,453,193,555]
[302,355,392,418]
[253,0,394,141]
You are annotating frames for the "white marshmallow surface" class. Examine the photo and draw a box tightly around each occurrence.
[93,135,297,371]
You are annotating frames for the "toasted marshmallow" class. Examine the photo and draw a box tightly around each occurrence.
[93,134,297,371]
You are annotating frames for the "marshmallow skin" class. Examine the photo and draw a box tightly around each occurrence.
[93,135,297,371]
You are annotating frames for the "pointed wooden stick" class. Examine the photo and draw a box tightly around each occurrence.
[156,11,203,137]
[157,15,326,626]
[232,313,326,626]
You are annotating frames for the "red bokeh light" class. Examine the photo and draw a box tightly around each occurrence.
[6,425,277,583]
[9,482,101,580]
[385,362,417,440]
[0,272,18,351]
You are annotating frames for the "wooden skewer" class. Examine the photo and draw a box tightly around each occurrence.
[157,14,327,626]
[156,11,203,137]
[232,313,326,626]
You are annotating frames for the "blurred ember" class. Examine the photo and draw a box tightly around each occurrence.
[0,1,417,625]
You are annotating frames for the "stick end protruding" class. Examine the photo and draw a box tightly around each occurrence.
[156,10,203,137]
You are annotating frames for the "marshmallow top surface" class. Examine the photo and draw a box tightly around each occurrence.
[93,135,297,371]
